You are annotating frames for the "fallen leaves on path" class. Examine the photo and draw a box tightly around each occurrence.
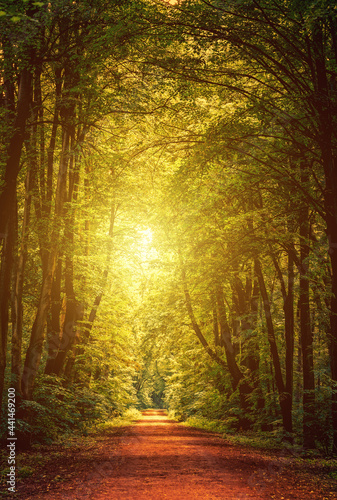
[5,410,337,499]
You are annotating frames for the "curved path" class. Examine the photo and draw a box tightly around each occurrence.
[18,409,334,499]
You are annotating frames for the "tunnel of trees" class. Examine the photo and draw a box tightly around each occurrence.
[1,0,337,454]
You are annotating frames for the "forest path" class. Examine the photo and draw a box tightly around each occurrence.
[17,409,334,499]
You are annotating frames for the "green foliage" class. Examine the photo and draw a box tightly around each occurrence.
[183,416,239,434]
[163,345,241,423]
[92,407,142,433]
[1,0,336,455]
[183,415,296,450]
[122,407,142,421]
[14,375,125,446]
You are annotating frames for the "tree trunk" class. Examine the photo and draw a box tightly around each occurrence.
[231,271,260,383]
[21,130,71,399]
[299,183,315,449]
[254,258,292,436]
[0,65,33,236]
[215,282,253,427]
[215,283,245,390]
[44,260,62,375]
[11,167,36,395]
[284,252,294,436]
[272,249,294,438]
[51,298,83,377]
[0,48,33,405]
[0,205,16,410]
[212,293,220,347]
[47,137,82,377]
[312,18,337,454]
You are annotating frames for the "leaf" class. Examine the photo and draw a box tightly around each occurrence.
[10,16,21,22]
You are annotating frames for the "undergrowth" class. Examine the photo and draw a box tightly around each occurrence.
[1,374,139,448]
[181,415,336,458]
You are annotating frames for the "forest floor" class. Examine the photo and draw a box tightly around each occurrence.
[2,409,337,499]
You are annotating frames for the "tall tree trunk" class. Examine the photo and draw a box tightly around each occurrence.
[48,136,81,377]
[10,66,44,395]
[215,283,245,390]
[44,260,62,375]
[46,130,87,379]
[254,258,292,437]
[11,167,35,395]
[0,205,16,410]
[33,70,61,274]
[215,282,253,426]
[312,19,337,454]
[299,180,315,449]
[0,66,33,236]
[284,251,294,436]
[212,293,220,347]
[272,249,294,438]
[21,130,71,399]
[0,44,33,405]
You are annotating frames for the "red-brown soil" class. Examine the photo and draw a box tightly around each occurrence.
[12,409,337,499]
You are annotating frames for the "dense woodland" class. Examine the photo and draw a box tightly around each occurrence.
[1,0,337,454]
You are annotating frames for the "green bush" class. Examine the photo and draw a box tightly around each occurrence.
[12,375,123,446]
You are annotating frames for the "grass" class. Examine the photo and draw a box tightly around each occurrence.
[182,415,333,455]
[182,415,285,448]
[89,408,142,434]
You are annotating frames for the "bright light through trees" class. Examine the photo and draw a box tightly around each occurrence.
[1,0,337,455]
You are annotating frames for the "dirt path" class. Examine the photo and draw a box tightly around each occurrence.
[16,409,336,499]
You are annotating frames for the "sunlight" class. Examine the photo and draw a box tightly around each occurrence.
[139,227,153,247]
[137,227,155,262]
[7,0,337,477]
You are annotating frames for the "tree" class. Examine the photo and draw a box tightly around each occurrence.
[141,0,335,449]
[0,0,336,453]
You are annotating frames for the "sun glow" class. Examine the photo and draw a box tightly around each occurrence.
[137,227,156,263]
[139,228,153,247]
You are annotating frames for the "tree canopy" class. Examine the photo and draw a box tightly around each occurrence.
[1,0,337,454]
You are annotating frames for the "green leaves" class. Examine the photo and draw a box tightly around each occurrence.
[0,0,335,449]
